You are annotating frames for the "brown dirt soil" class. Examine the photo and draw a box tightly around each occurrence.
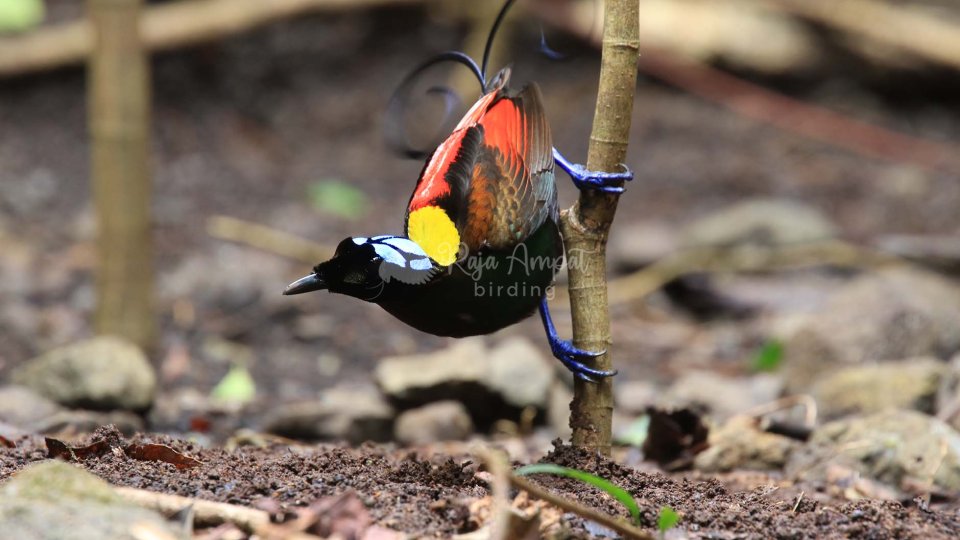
[2,430,958,539]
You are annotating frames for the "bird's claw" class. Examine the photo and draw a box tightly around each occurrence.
[539,297,617,383]
[550,339,617,383]
[553,148,633,194]
[568,165,633,194]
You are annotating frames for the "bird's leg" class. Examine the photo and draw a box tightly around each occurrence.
[539,297,617,382]
[553,148,633,194]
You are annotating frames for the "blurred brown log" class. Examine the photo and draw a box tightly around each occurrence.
[763,0,960,72]
[6,0,960,78]
[636,0,819,73]
[89,0,156,349]
[0,0,423,78]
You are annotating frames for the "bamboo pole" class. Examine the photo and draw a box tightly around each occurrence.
[89,0,156,350]
[560,0,639,454]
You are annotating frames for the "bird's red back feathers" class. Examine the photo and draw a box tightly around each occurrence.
[404,72,556,265]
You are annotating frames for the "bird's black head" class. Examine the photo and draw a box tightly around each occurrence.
[283,235,437,303]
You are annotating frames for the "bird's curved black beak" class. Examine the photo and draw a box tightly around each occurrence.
[283,273,327,295]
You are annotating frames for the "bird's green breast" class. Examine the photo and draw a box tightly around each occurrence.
[375,218,562,337]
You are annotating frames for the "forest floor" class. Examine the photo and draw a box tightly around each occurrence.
[1,3,960,539]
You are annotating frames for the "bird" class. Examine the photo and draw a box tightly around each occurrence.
[284,1,631,381]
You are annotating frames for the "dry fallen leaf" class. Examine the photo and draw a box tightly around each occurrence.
[125,443,202,470]
[46,433,201,469]
[46,437,113,461]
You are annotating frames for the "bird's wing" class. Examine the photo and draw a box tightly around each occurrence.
[404,78,556,265]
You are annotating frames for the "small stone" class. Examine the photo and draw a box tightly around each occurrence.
[788,410,960,491]
[261,385,394,443]
[394,401,474,444]
[11,337,156,411]
[812,358,945,419]
[778,267,960,392]
[486,337,554,409]
[694,416,799,472]
[0,461,184,540]
[0,385,63,428]
[662,371,783,421]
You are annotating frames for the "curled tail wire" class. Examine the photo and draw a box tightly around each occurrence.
[384,0,516,159]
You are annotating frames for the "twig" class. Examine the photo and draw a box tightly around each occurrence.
[206,215,333,263]
[508,474,654,540]
[743,394,818,429]
[476,448,513,540]
[0,0,424,78]
[791,490,805,512]
[115,486,271,534]
[554,239,902,306]
[559,0,639,456]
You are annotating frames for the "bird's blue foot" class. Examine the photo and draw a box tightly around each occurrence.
[553,148,633,194]
[539,297,617,383]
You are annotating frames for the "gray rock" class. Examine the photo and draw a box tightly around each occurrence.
[486,337,554,409]
[375,339,488,405]
[11,337,156,411]
[812,358,945,419]
[680,198,837,249]
[147,387,213,432]
[778,267,960,392]
[376,338,555,424]
[395,401,474,444]
[262,385,394,443]
[33,410,144,436]
[0,461,183,540]
[788,410,960,491]
[614,380,658,415]
[874,234,960,275]
[0,385,63,428]
[609,221,678,270]
[0,385,144,435]
[936,353,960,432]
[694,416,799,472]
[662,371,783,421]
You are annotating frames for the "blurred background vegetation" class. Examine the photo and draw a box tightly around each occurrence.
[0,0,958,440]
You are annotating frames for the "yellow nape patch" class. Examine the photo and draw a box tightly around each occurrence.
[407,206,461,266]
